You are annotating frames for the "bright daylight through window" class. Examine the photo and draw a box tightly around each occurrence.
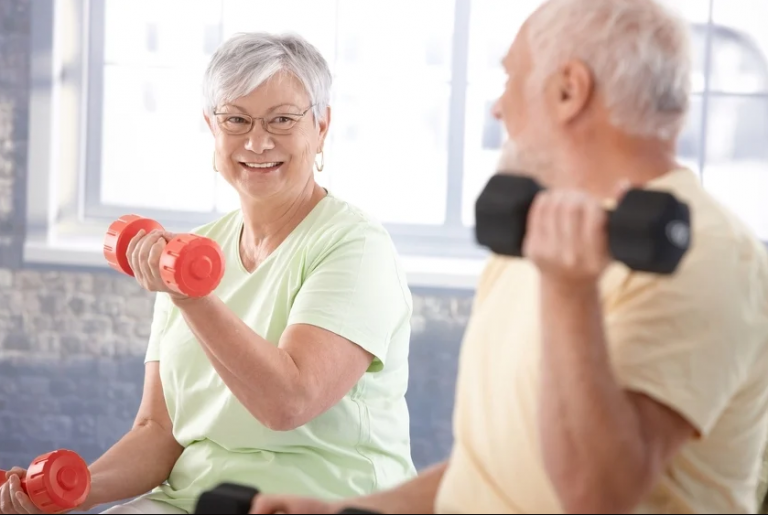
[25,0,768,279]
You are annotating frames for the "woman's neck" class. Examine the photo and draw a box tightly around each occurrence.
[239,181,326,271]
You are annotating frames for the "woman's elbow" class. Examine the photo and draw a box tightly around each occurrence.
[252,400,311,432]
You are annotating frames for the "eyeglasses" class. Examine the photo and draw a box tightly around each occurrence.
[213,105,315,136]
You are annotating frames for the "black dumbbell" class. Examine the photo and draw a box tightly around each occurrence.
[193,483,383,514]
[194,483,258,514]
[474,173,692,274]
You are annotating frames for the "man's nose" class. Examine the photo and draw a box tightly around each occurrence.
[491,99,503,121]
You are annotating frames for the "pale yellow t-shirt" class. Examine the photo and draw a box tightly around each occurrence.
[436,168,768,514]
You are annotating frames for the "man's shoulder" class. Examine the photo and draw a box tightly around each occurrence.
[607,169,768,345]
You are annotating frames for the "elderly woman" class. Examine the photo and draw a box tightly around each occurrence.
[0,32,416,515]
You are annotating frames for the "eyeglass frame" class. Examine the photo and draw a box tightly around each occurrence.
[212,104,316,136]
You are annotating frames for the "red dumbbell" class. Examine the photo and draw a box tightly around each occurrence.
[103,214,225,298]
[0,449,91,514]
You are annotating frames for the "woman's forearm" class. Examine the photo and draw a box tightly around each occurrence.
[79,420,183,511]
[172,295,306,430]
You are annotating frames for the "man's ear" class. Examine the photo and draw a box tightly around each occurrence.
[553,59,594,124]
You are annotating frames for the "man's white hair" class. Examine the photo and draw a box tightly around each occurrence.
[526,0,692,141]
[202,32,332,124]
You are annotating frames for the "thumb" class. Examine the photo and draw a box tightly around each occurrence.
[5,467,25,480]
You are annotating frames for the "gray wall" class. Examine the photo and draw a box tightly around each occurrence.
[0,0,471,492]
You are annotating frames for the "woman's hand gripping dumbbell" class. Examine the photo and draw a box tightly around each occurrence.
[475,173,691,275]
[0,450,91,514]
[103,215,225,298]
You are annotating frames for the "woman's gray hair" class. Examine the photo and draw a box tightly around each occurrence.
[202,32,332,124]
[526,0,692,141]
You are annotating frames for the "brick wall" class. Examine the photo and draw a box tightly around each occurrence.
[0,0,471,496]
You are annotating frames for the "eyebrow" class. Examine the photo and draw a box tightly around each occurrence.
[227,103,304,114]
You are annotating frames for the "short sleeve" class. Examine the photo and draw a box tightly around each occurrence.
[145,292,173,363]
[606,244,762,437]
[287,225,412,370]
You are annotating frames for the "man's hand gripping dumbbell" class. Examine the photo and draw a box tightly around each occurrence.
[475,173,691,274]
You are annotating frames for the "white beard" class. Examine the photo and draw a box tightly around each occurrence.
[496,138,524,173]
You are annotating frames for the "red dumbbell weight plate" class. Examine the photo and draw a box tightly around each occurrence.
[103,215,164,276]
[159,235,225,297]
[25,449,91,514]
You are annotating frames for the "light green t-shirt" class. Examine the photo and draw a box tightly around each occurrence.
[143,193,417,513]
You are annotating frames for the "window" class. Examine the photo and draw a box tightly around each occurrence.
[25,0,768,285]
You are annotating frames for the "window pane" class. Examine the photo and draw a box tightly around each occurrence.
[710,1,768,93]
[703,96,768,240]
[104,0,221,66]
[466,0,540,83]
[221,0,337,64]
[676,94,705,176]
[99,66,216,212]
[658,0,713,93]
[328,80,450,225]
[335,0,454,82]
[461,0,540,227]
[461,83,505,226]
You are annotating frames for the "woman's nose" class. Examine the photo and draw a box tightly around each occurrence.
[244,123,275,153]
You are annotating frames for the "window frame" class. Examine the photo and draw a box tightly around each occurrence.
[79,0,486,261]
[22,0,768,285]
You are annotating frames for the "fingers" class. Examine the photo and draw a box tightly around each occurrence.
[0,481,14,514]
[147,238,167,286]
[125,229,146,277]
[251,495,285,514]
[11,486,38,515]
[5,469,24,480]
[250,495,303,514]
[8,476,26,514]
[136,231,165,282]
[0,485,15,514]
[583,198,609,270]
[523,189,549,258]
[127,230,167,289]
[523,188,610,279]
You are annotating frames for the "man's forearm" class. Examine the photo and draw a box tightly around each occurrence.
[344,462,448,514]
[538,278,649,513]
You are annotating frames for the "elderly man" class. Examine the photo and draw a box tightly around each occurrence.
[250,0,768,513]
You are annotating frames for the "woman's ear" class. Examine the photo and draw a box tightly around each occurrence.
[318,106,332,149]
[204,111,215,136]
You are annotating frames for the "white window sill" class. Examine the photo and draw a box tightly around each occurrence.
[23,239,485,291]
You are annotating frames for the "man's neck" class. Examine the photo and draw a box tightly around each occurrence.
[555,136,681,200]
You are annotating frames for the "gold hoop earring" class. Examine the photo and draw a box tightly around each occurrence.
[315,150,325,172]
[213,152,218,173]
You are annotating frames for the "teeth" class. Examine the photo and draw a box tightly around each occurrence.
[244,162,281,169]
